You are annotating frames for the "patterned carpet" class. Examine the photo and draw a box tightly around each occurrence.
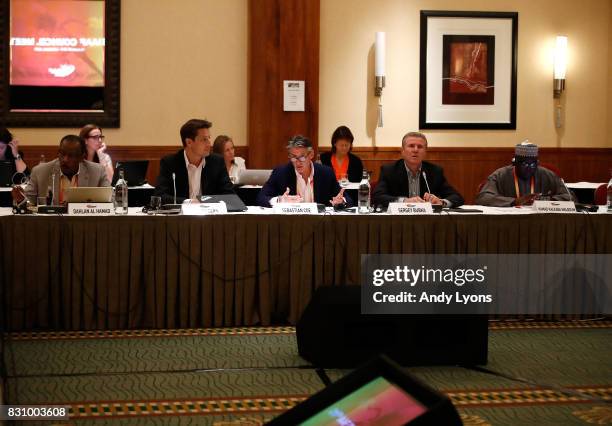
[2,321,611,425]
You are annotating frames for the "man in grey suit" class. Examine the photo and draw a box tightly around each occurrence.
[13,134,110,205]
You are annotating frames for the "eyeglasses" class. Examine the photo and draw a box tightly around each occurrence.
[289,155,309,163]
[88,135,105,140]
[518,161,538,169]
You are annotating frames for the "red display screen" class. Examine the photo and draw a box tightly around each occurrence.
[301,377,427,426]
[10,0,105,87]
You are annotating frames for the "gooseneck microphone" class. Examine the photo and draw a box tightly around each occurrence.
[172,172,177,205]
[560,178,572,199]
[422,170,432,195]
[160,171,182,212]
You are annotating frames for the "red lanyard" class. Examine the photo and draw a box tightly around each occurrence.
[513,167,534,197]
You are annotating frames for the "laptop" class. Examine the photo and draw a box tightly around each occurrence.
[235,169,272,186]
[112,160,149,186]
[0,161,15,187]
[200,194,247,212]
[65,187,113,203]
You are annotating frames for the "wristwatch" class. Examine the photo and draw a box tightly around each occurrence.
[15,155,21,160]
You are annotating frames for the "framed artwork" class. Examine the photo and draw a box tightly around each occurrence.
[419,11,518,129]
[0,0,120,127]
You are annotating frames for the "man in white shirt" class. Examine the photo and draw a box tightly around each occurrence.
[256,135,349,207]
[154,119,234,205]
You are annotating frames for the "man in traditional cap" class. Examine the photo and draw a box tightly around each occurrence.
[475,142,572,206]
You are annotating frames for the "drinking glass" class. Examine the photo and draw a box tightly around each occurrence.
[150,196,162,215]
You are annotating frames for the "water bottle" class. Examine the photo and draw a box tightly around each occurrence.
[607,176,612,212]
[39,154,46,164]
[114,170,128,214]
[358,170,370,214]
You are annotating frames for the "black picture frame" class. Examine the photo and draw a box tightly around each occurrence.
[0,0,120,128]
[419,10,518,130]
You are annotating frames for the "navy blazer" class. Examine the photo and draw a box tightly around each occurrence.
[320,151,364,183]
[154,150,234,204]
[256,162,352,207]
[372,160,464,208]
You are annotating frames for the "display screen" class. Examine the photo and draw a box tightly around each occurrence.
[10,0,105,87]
[300,377,427,426]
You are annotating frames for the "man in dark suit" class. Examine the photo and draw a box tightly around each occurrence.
[372,132,463,208]
[257,135,350,208]
[155,119,234,204]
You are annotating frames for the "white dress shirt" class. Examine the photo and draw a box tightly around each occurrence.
[295,162,314,203]
[184,151,205,200]
[228,157,246,182]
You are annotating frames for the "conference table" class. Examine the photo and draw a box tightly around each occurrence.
[0,185,156,208]
[0,206,610,332]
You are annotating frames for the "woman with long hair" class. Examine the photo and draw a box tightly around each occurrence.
[79,124,114,182]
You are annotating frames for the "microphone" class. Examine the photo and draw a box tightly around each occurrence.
[173,172,177,205]
[51,171,58,205]
[160,171,182,212]
[422,170,432,195]
[560,178,572,199]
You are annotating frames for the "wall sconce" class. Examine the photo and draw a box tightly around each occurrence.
[375,32,385,127]
[553,36,567,98]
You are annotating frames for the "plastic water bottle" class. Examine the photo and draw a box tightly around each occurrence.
[39,154,46,164]
[358,170,370,214]
[114,170,128,214]
[607,176,612,212]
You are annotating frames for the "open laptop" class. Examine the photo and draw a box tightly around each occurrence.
[235,169,272,186]
[65,187,113,203]
[0,161,15,187]
[112,160,149,186]
[200,194,247,212]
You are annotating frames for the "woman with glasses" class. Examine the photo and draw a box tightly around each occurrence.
[79,124,114,182]
[212,135,246,184]
[320,125,363,184]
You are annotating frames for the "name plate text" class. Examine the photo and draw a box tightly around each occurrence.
[68,203,114,215]
[273,203,319,214]
[182,202,228,215]
[388,202,434,215]
[533,200,576,213]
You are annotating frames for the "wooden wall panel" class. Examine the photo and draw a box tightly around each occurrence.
[248,0,319,168]
[321,147,612,204]
[19,145,610,204]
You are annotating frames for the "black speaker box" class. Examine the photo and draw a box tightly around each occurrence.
[297,286,488,368]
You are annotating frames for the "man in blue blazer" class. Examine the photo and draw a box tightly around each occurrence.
[257,135,351,208]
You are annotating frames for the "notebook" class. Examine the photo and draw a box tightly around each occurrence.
[0,161,15,187]
[199,194,247,212]
[65,187,113,203]
[234,169,272,186]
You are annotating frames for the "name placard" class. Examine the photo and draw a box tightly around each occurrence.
[181,202,228,216]
[533,200,576,213]
[273,202,319,214]
[68,203,114,215]
[388,202,434,215]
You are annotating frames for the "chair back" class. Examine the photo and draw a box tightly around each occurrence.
[594,183,608,205]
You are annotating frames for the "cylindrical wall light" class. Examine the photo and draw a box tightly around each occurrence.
[553,36,567,98]
[375,32,385,96]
